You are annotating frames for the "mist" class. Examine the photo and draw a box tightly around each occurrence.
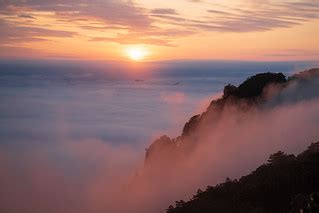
[120,72,319,212]
[0,69,318,213]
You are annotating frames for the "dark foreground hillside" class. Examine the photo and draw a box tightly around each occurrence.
[166,142,319,213]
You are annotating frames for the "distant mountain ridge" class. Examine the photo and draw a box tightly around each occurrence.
[145,68,319,168]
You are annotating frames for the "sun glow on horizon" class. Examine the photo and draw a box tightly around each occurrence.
[126,46,149,61]
[0,1,318,61]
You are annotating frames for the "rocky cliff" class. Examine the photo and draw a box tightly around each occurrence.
[145,68,319,169]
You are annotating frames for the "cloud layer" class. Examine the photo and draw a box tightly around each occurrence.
[1,69,319,212]
[0,0,319,55]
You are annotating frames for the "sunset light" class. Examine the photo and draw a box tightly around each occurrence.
[0,1,318,61]
[1,1,319,213]
[126,47,149,61]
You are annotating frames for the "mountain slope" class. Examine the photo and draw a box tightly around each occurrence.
[145,69,319,168]
[142,68,319,213]
[166,142,319,213]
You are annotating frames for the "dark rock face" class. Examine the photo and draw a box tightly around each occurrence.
[145,72,289,166]
[223,84,237,98]
[145,135,173,166]
[144,69,318,172]
[182,115,201,137]
[289,68,319,81]
[230,72,286,98]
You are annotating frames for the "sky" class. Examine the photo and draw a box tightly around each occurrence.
[0,0,319,61]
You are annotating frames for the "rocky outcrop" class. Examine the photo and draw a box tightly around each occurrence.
[145,69,319,167]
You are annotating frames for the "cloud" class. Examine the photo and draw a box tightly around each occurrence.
[89,35,174,47]
[0,0,156,49]
[151,14,188,22]
[18,13,36,19]
[88,27,195,46]
[152,0,319,33]
[151,8,178,15]
[1,69,319,213]
[0,19,77,44]
[0,0,319,56]
[0,139,142,213]
[160,92,187,105]
[139,71,319,211]
[262,49,319,59]
[0,0,151,29]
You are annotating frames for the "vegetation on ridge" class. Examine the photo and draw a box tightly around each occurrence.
[166,142,319,213]
[145,72,290,166]
[148,68,319,213]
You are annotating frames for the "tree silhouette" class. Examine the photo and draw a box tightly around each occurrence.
[167,142,319,213]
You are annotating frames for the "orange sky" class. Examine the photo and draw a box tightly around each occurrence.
[0,0,319,61]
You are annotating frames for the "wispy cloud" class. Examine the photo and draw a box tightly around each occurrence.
[0,0,152,29]
[151,0,319,33]
[0,0,318,58]
[0,19,77,44]
[18,13,36,19]
[151,8,179,15]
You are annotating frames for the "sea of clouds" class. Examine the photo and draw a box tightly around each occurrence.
[0,60,318,213]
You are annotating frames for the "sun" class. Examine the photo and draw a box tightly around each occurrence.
[126,46,149,61]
